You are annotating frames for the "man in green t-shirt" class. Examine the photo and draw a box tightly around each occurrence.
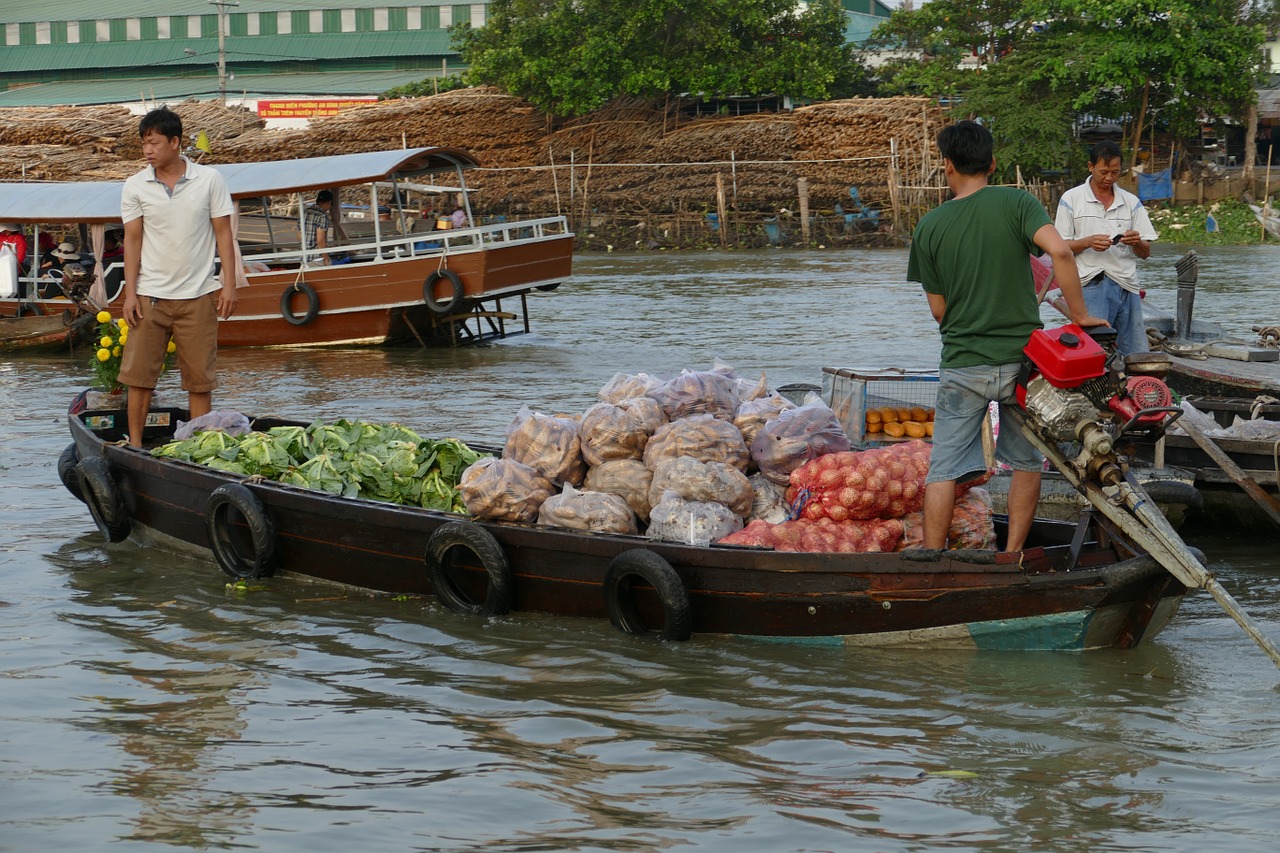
[907,121,1105,553]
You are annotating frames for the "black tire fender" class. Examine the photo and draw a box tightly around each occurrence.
[205,483,277,579]
[603,549,692,641]
[76,456,131,543]
[424,520,512,615]
[58,443,84,503]
[280,282,320,326]
[423,269,464,315]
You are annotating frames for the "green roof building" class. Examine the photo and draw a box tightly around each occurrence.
[0,1,475,110]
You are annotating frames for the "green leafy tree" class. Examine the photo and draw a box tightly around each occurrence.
[453,0,859,117]
[868,0,1276,177]
[381,75,469,100]
[1034,0,1274,167]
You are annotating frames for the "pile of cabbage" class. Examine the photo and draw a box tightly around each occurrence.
[151,419,486,512]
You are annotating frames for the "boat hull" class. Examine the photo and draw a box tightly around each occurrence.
[0,309,87,352]
[67,394,1187,650]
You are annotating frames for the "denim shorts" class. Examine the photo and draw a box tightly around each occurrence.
[925,363,1043,485]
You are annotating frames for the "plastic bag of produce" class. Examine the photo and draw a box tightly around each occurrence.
[899,487,996,550]
[719,516,905,553]
[643,413,750,472]
[616,395,667,435]
[598,372,664,404]
[458,457,555,523]
[751,400,852,485]
[785,441,933,521]
[748,473,789,524]
[647,490,743,546]
[537,483,637,534]
[503,406,587,486]
[649,368,740,421]
[648,455,754,518]
[733,392,796,450]
[578,402,650,466]
[174,409,252,440]
[584,458,654,521]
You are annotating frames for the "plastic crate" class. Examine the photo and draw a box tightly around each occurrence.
[821,367,939,445]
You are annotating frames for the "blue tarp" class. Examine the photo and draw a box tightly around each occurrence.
[1138,167,1173,202]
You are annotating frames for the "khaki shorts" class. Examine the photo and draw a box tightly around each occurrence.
[118,293,219,393]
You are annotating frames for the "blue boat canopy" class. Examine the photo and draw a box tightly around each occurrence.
[0,147,480,224]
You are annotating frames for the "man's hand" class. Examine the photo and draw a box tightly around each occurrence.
[216,281,237,319]
[1085,233,1114,252]
[1071,312,1111,329]
[122,293,143,327]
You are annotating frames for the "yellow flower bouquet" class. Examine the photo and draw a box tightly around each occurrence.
[89,310,174,393]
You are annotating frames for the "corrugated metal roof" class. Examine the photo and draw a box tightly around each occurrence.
[3,1,464,23]
[0,148,482,223]
[0,69,448,106]
[1,31,454,74]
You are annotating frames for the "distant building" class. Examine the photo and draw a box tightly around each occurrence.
[843,0,895,45]
[0,1,477,123]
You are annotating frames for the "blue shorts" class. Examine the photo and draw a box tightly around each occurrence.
[926,363,1043,485]
[1082,275,1146,355]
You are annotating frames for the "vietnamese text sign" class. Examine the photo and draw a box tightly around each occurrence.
[257,98,376,119]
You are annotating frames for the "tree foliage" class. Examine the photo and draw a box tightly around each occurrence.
[453,0,859,117]
[867,0,1278,176]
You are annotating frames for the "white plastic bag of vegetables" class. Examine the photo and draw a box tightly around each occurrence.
[598,372,664,404]
[750,400,852,485]
[578,402,650,466]
[537,483,638,534]
[647,490,743,546]
[647,455,753,518]
[584,458,653,521]
[648,368,740,421]
[458,457,555,523]
[733,392,795,450]
[642,414,750,472]
[503,406,587,486]
[616,395,667,435]
[748,473,789,524]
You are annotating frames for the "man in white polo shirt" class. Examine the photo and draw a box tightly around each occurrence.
[1054,140,1159,355]
[117,107,238,447]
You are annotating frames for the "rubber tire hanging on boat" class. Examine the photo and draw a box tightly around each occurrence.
[280,282,320,326]
[205,483,277,580]
[76,456,132,543]
[58,443,84,503]
[424,520,512,616]
[603,550,692,642]
[423,269,464,315]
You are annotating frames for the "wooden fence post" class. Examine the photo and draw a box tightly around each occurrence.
[716,173,729,248]
[798,177,810,246]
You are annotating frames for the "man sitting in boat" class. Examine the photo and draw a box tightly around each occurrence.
[304,190,333,265]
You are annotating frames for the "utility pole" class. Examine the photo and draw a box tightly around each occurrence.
[209,0,238,106]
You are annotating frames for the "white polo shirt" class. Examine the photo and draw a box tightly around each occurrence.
[121,156,233,300]
[1055,181,1157,293]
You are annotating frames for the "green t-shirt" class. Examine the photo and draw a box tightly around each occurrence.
[907,186,1048,368]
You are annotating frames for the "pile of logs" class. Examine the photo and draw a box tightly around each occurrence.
[0,89,946,219]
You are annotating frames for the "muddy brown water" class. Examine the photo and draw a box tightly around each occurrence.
[3,245,1279,851]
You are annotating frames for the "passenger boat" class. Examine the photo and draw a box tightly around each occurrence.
[1123,395,1280,534]
[62,390,1189,652]
[0,148,573,347]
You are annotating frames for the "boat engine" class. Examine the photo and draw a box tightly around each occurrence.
[1015,324,1178,482]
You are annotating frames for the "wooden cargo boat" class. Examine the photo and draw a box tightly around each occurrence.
[0,148,573,347]
[1,311,89,352]
[1123,396,1280,534]
[62,390,1189,651]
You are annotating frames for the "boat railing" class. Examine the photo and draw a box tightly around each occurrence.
[241,215,572,270]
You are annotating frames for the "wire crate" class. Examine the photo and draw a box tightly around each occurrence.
[821,367,939,446]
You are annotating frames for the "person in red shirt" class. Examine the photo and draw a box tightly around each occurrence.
[0,223,29,269]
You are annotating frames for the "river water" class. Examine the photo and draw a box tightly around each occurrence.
[4,245,1280,852]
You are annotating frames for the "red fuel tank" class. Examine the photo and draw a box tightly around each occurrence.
[1023,325,1106,388]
